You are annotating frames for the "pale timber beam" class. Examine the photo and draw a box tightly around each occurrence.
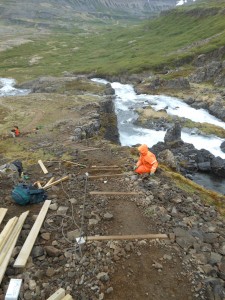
[14,200,51,268]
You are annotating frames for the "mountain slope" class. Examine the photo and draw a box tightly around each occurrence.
[0,0,178,26]
[0,0,225,81]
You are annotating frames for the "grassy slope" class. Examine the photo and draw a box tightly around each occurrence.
[0,0,225,82]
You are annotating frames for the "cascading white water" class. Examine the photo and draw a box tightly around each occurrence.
[0,78,30,97]
[92,78,225,159]
[92,78,225,194]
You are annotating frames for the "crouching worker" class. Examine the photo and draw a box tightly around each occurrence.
[11,126,20,138]
[134,144,158,176]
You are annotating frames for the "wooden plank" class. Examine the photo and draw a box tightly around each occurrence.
[46,160,86,167]
[80,147,100,152]
[46,288,65,300]
[62,295,73,300]
[38,159,48,174]
[89,168,120,171]
[43,176,69,190]
[43,177,55,188]
[89,174,124,179]
[0,208,7,225]
[0,212,29,266]
[87,233,168,241]
[62,160,86,167]
[0,211,29,284]
[91,165,119,168]
[89,191,140,196]
[0,216,18,252]
[14,200,51,268]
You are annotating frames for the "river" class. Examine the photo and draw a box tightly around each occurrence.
[92,78,225,194]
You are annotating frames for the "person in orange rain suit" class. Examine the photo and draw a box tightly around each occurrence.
[10,126,20,138]
[134,144,158,176]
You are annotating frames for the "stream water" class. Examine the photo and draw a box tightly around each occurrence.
[92,78,225,194]
[0,78,30,97]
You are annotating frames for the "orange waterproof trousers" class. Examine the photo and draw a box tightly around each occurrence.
[135,161,158,174]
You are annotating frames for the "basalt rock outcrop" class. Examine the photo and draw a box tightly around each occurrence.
[137,77,190,93]
[152,122,225,179]
[190,47,225,87]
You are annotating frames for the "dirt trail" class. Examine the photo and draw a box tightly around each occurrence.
[0,136,207,299]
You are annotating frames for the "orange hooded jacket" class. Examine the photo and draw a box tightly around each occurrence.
[135,144,158,174]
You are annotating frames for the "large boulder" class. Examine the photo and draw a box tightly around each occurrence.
[211,157,225,177]
[157,149,179,171]
[208,97,225,121]
[220,140,225,153]
[146,77,190,91]
[164,121,183,146]
[190,61,223,83]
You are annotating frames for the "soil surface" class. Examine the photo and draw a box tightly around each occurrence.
[0,133,206,300]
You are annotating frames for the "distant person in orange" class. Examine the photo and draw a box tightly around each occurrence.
[134,144,158,176]
[11,126,20,138]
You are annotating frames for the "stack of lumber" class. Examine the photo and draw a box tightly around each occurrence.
[0,200,51,284]
[0,210,29,284]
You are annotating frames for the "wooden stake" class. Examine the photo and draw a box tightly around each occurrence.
[38,160,48,174]
[87,233,168,241]
[43,176,69,190]
[89,191,140,196]
[14,200,51,268]
[46,288,65,300]
[0,216,18,252]
[0,208,7,225]
[89,174,124,179]
[43,177,55,188]
[0,211,29,284]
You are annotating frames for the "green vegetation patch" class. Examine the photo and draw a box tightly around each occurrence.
[0,0,225,81]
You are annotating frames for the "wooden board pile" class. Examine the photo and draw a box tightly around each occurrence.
[0,200,51,285]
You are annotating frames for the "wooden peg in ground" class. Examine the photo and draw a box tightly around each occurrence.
[38,160,48,174]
